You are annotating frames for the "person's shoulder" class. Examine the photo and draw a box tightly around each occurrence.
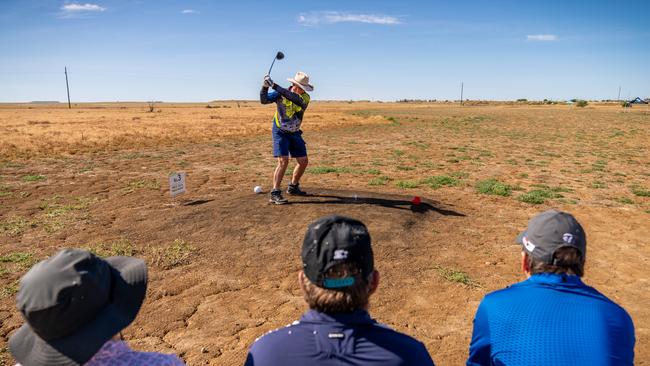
[481,279,527,301]
[370,322,431,351]
[583,285,635,321]
[249,320,304,352]
[369,323,434,363]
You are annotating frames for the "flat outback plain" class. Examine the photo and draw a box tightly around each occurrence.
[0,101,649,365]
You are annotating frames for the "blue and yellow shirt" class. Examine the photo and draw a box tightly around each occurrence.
[260,84,310,133]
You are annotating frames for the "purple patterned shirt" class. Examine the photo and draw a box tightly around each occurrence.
[17,341,185,366]
[85,341,185,365]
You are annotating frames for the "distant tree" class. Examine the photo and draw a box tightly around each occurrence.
[576,100,588,108]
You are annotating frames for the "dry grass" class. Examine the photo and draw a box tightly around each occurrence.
[0,102,389,159]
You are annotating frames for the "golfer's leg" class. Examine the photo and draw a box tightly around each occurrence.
[273,156,289,190]
[292,156,308,185]
[289,133,308,185]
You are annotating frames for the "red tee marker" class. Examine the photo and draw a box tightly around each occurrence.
[411,196,421,205]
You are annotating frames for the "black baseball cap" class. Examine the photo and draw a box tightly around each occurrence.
[9,248,147,366]
[302,215,374,289]
[516,210,586,264]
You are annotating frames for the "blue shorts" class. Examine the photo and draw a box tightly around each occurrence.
[272,127,307,158]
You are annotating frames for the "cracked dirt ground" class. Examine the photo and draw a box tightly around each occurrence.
[1,103,648,365]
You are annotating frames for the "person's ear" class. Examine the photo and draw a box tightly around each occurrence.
[521,252,531,277]
[298,271,307,293]
[368,270,380,295]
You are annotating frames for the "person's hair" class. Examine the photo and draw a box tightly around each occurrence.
[527,247,585,277]
[301,262,373,313]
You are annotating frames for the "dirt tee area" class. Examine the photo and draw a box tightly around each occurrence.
[0,102,649,365]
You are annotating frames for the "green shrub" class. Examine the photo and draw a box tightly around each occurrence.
[368,176,391,186]
[22,175,46,182]
[421,175,460,189]
[150,239,197,269]
[631,187,650,197]
[518,190,553,204]
[396,180,419,189]
[518,187,565,204]
[616,197,634,205]
[307,166,352,174]
[575,100,588,108]
[475,179,512,196]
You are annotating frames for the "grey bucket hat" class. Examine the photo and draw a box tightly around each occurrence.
[516,210,586,264]
[9,248,147,366]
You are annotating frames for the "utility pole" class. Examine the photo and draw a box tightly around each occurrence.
[460,82,464,105]
[65,67,71,109]
[617,86,621,102]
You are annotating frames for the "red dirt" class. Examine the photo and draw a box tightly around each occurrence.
[1,103,648,365]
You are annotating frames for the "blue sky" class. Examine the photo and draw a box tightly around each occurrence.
[1,0,648,102]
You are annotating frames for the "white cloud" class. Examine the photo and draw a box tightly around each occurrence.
[59,3,105,18]
[298,11,400,26]
[527,34,558,41]
[181,9,196,14]
[61,3,106,13]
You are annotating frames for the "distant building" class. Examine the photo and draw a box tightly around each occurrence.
[629,97,648,104]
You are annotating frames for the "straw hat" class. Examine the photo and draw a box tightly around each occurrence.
[287,71,314,92]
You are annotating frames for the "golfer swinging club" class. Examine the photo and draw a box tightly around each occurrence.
[260,71,313,204]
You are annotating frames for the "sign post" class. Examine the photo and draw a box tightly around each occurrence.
[169,172,187,204]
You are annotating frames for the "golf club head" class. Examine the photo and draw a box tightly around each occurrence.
[276,51,285,60]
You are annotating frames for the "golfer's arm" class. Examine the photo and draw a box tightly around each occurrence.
[274,85,307,108]
[260,88,278,104]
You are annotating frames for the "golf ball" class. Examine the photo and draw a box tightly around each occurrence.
[254,186,263,194]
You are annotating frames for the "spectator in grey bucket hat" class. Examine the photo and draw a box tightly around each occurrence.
[9,248,184,366]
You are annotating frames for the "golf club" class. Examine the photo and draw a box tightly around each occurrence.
[267,51,285,76]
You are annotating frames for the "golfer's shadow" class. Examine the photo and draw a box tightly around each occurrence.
[289,193,464,217]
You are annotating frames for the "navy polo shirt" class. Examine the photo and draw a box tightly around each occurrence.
[245,309,435,366]
[467,273,635,365]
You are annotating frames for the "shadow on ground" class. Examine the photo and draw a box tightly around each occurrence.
[285,189,465,217]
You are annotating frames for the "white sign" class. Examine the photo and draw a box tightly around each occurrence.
[169,172,186,198]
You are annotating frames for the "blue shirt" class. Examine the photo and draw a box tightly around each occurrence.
[245,309,435,366]
[467,273,635,366]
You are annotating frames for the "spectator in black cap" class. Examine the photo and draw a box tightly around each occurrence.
[9,248,184,366]
[244,215,435,366]
[467,210,635,365]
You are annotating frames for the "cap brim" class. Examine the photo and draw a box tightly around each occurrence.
[516,231,526,245]
[10,256,147,365]
[287,78,313,92]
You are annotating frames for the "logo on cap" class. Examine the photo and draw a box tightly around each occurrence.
[562,233,574,244]
[333,249,349,260]
[522,237,536,252]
